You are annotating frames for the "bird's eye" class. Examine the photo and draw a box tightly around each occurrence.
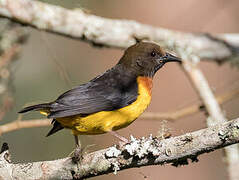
[151,51,156,57]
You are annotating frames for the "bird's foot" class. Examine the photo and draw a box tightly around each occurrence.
[71,135,83,163]
[71,145,83,164]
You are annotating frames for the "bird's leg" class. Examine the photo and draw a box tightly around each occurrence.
[74,135,80,147]
[72,135,82,163]
[109,131,129,145]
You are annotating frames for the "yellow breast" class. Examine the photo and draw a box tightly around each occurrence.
[56,76,152,135]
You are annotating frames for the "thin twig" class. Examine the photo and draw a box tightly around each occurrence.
[0,119,51,135]
[182,60,226,122]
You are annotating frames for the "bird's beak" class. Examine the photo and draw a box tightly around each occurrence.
[163,53,181,63]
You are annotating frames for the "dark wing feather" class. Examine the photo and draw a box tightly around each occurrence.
[48,81,137,118]
[47,65,138,119]
[46,119,64,136]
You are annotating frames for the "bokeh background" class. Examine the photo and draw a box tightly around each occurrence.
[1,0,239,179]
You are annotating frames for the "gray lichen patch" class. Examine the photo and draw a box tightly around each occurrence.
[124,135,161,159]
[105,146,121,158]
[218,122,239,142]
[112,162,120,175]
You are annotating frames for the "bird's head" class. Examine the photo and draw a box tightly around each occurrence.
[118,42,181,77]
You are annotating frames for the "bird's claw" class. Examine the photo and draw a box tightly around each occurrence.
[71,146,83,163]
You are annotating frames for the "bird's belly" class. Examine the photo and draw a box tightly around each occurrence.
[57,77,152,135]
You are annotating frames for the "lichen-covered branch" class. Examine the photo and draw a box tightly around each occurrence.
[0,118,238,180]
[0,0,238,64]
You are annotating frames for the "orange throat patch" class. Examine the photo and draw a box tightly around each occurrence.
[137,76,153,95]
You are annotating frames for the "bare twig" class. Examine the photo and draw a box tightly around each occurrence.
[0,119,51,135]
[182,60,225,123]
[0,0,238,64]
[0,117,238,180]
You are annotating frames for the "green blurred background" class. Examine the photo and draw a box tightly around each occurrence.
[1,0,239,179]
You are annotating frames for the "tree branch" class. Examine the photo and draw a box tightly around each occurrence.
[0,119,51,135]
[0,21,29,121]
[0,1,238,179]
[0,118,238,179]
[0,0,238,64]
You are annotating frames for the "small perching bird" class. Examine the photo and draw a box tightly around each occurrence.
[19,41,181,158]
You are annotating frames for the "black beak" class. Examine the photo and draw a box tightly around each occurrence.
[164,53,181,63]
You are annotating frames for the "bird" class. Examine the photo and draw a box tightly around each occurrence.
[19,41,181,156]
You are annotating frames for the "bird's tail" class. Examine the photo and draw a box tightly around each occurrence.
[18,103,51,114]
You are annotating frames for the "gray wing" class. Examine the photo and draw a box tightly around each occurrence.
[47,81,137,118]
[47,82,122,118]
